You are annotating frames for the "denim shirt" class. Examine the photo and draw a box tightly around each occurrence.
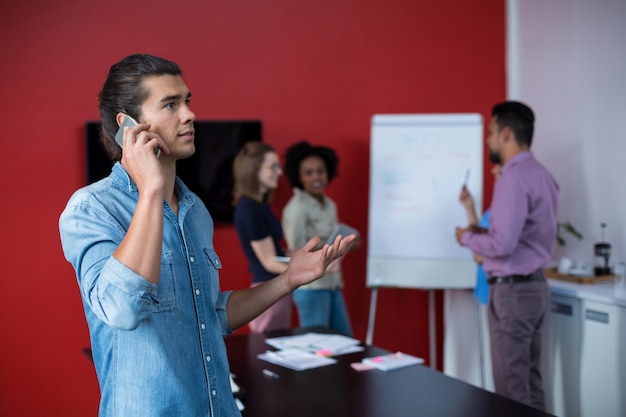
[59,163,241,417]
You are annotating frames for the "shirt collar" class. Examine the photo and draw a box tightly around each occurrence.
[111,162,136,192]
[110,161,194,206]
[293,187,326,205]
[503,150,533,172]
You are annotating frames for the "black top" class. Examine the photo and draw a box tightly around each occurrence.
[234,197,285,283]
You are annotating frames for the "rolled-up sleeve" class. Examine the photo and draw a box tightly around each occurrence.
[59,193,156,331]
[215,290,233,336]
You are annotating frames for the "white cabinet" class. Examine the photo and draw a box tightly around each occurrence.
[542,294,581,417]
[544,281,626,417]
[579,300,626,417]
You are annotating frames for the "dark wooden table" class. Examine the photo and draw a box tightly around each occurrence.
[225,329,555,417]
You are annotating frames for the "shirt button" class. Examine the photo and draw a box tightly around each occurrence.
[206,356,211,362]
[212,390,217,396]
[201,324,206,330]
[196,289,200,295]
[190,256,195,262]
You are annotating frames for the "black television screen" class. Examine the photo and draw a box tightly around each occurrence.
[85,120,262,223]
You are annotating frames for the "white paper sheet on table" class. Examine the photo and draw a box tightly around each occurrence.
[265,332,363,355]
[257,348,337,371]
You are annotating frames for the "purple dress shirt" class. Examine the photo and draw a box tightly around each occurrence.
[461,151,559,278]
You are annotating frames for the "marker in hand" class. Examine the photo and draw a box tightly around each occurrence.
[463,168,471,186]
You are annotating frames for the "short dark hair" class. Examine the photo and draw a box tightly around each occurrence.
[232,141,277,205]
[492,101,535,147]
[98,54,182,161]
[284,141,339,189]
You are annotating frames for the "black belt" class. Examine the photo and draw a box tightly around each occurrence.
[487,271,545,285]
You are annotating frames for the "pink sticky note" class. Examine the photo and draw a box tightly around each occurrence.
[351,362,376,371]
[316,349,333,356]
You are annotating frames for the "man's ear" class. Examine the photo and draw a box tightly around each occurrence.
[500,126,514,144]
[116,112,128,127]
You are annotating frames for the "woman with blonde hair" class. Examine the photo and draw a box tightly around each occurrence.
[233,141,291,333]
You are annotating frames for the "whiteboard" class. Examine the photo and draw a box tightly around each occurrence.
[366,114,483,289]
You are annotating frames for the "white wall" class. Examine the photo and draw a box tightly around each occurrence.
[507,0,626,268]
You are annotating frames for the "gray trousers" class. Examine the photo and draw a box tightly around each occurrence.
[488,278,549,410]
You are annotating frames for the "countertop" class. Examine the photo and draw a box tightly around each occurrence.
[548,278,626,308]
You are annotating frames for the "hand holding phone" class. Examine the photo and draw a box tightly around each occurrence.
[115,116,161,157]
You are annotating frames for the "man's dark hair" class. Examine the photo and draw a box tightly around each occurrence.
[98,54,182,161]
[283,140,339,189]
[492,101,535,147]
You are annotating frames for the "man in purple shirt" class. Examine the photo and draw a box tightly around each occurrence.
[455,101,559,410]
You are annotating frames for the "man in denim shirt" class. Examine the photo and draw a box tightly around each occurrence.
[59,54,355,417]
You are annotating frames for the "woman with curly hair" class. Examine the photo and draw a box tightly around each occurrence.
[282,141,359,336]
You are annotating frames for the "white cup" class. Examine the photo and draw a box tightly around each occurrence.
[558,257,573,274]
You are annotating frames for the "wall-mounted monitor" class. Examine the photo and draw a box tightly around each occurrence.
[85,120,262,223]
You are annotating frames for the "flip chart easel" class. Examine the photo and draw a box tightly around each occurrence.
[365,114,484,369]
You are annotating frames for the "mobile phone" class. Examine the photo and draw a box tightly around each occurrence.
[115,115,138,148]
[115,116,161,157]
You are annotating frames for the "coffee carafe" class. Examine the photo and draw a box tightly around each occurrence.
[594,223,612,276]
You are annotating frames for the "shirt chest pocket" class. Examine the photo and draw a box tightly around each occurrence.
[151,251,178,313]
[202,247,222,301]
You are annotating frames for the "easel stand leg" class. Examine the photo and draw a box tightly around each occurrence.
[429,290,436,369]
[475,299,486,388]
[367,288,438,370]
[366,287,378,346]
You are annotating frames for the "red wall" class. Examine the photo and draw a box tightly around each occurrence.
[0,1,504,415]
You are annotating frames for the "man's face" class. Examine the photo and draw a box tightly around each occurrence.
[138,75,196,160]
[486,116,502,164]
